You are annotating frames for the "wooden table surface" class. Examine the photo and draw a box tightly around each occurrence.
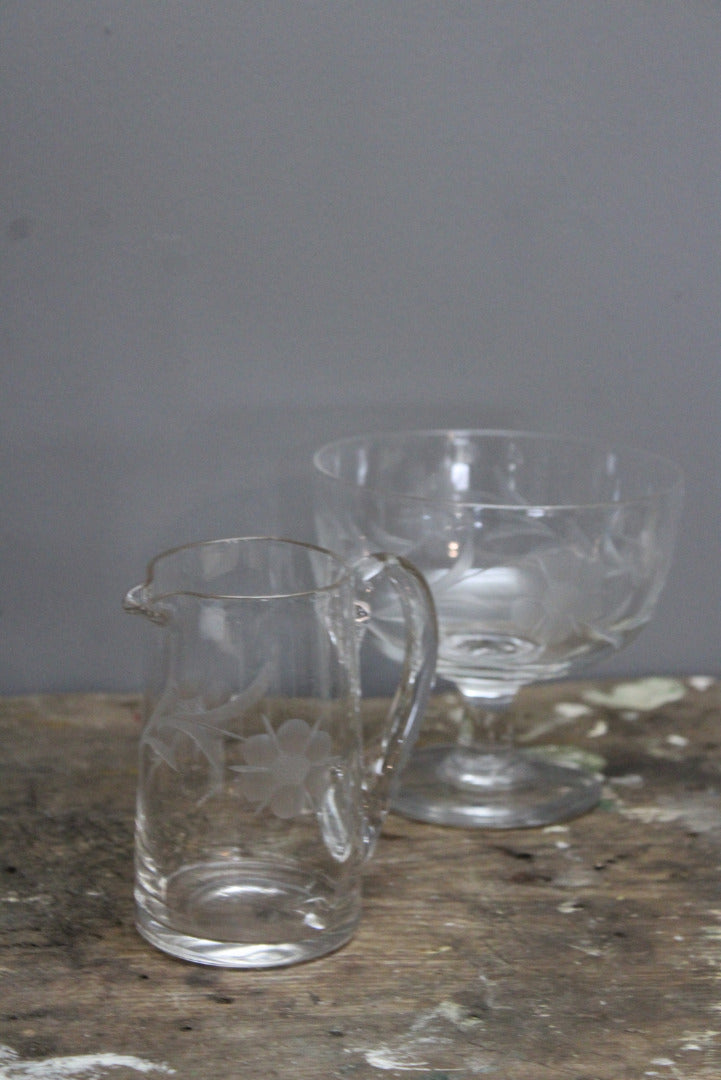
[2,677,721,1079]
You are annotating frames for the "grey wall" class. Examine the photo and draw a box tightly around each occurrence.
[2,1,719,694]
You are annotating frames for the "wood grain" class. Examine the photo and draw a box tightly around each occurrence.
[2,680,721,1079]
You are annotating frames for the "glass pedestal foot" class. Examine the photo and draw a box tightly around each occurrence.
[392,744,602,829]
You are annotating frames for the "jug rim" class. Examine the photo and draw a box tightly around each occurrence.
[142,535,355,602]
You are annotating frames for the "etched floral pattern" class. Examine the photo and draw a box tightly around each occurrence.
[231,715,334,819]
[509,546,610,647]
[142,688,250,802]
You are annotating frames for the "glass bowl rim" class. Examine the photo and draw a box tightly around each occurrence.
[312,428,684,512]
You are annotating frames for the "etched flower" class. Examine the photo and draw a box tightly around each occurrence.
[232,716,334,819]
[510,547,608,646]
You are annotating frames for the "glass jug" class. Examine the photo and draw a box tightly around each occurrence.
[124,536,437,967]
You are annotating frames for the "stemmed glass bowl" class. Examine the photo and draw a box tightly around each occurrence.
[313,430,683,828]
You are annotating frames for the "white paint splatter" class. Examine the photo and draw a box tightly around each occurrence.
[433,1000,485,1032]
[688,676,715,692]
[0,896,48,906]
[364,1047,429,1071]
[583,678,687,711]
[622,805,685,824]
[618,794,721,833]
[609,773,644,787]
[568,944,602,957]
[358,1000,486,1072]
[678,1029,720,1052]
[0,1045,174,1080]
[554,702,592,720]
[557,899,583,914]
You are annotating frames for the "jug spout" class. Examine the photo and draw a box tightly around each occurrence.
[123,583,167,623]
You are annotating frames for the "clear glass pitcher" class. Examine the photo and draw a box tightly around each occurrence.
[123,536,437,967]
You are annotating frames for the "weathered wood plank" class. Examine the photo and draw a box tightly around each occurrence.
[1,679,721,1078]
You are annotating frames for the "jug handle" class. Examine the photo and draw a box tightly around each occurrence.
[354,553,437,859]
